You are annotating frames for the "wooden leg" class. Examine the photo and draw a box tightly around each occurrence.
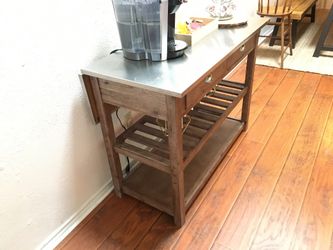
[292,20,298,48]
[166,96,185,227]
[241,34,258,131]
[288,16,293,56]
[310,3,316,23]
[269,18,281,46]
[313,6,333,57]
[280,17,285,68]
[91,77,123,197]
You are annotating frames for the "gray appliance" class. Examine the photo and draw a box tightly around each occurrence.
[112,0,188,61]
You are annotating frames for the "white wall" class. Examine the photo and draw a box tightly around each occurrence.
[0,0,258,249]
[0,0,123,249]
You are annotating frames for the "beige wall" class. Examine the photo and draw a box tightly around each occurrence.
[0,0,124,249]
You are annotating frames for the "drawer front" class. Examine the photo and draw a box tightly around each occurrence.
[185,61,227,111]
[185,35,257,111]
[226,35,257,71]
[100,79,174,119]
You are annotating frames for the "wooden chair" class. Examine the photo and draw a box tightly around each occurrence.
[258,0,293,68]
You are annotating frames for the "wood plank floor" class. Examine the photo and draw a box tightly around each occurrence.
[57,66,333,250]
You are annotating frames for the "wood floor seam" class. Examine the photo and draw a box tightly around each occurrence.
[250,76,333,249]
[247,73,322,250]
[211,70,308,250]
[289,98,333,250]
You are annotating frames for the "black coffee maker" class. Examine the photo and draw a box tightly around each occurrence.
[167,0,188,59]
[112,0,188,61]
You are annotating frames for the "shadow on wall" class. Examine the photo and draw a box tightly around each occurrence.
[59,96,111,224]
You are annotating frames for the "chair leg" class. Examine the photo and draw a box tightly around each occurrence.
[292,20,298,48]
[311,4,316,23]
[288,16,293,56]
[280,17,285,68]
[269,18,281,46]
[313,6,333,57]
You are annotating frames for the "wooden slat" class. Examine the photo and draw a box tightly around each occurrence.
[291,102,333,250]
[115,143,171,173]
[172,70,304,249]
[189,116,213,130]
[183,125,206,139]
[201,96,230,108]
[251,76,333,250]
[195,103,225,116]
[211,72,320,250]
[126,133,169,154]
[135,122,167,140]
[142,116,200,148]
[211,91,235,102]
[220,80,245,90]
[183,87,248,167]
[116,116,147,143]
[188,109,220,123]
[97,203,160,249]
[215,85,240,95]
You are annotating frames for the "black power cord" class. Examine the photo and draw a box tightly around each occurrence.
[110,48,122,55]
[115,108,131,173]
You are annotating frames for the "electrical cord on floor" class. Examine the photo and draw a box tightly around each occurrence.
[115,108,131,173]
[110,49,122,55]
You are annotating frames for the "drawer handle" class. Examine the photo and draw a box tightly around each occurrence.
[205,74,213,83]
[240,45,245,52]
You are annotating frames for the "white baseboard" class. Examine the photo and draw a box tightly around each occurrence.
[38,181,114,250]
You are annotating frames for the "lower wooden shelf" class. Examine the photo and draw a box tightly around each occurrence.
[115,80,247,174]
[122,118,244,216]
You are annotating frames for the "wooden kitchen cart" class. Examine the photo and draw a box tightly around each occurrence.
[81,17,267,227]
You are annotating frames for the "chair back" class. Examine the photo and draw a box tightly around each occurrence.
[258,0,292,15]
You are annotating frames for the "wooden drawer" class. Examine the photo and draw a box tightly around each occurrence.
[226,35,257,71]
[185,61,227,111]
[185,35,256,111]
[99,79,184,120]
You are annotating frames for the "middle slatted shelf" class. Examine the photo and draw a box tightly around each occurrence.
[114,80,248,173]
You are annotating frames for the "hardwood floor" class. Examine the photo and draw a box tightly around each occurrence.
[57,65,333,250]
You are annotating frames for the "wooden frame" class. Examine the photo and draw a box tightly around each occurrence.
[258,0,293,68]
[82,31,260,227]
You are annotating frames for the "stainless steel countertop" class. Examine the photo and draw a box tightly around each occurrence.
[81,17,268,97]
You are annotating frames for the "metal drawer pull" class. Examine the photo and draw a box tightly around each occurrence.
[205,74,213,83]
[240,45,245,52]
